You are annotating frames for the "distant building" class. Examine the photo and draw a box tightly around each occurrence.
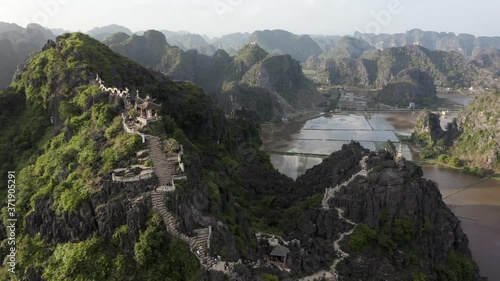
[337,92,367,111]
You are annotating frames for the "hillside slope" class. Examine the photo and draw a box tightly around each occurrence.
[0,23,55,89]
[107,32,324,120]
[0,33,290,280]
[0,32,483,281]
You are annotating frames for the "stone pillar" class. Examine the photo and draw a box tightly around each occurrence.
[207,225,212,249]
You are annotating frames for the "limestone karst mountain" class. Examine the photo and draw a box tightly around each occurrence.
[354,28,500,57]
[377,68,437,107]
[313,44,497,89]
[105,31,324,120]
[87,24,133,41]
[319,36,375,60]
[0,22,55,89]
[247,29,323,62]
[0,33,484,280]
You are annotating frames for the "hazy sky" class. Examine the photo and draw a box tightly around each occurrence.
[1,0,499,37]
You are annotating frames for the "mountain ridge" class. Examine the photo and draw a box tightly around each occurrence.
[0,28,489,281]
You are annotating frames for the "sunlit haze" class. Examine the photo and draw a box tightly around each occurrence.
[1,0,499,37]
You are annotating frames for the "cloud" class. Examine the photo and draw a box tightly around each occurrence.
[303,0,318,8]
[244,5,263,16]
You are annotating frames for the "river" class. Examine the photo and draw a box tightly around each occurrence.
[260,111,500,279]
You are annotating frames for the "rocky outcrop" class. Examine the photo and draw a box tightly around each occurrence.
[412,110,448,146]
[25,177,154,257]
[452,92,500,172]
[377,68,437,107]
[316,57,377,86]
[242,55,302,94]
[287,144,482,280]
[412,91,499,173]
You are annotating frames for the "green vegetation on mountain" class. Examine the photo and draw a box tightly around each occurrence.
[453,91,500,173]
[0,31,485,281]
[412,91,499,175]
[234,43,268,74]
[0,33,272,280]
[375,46,475,88]
[105,32,324,120]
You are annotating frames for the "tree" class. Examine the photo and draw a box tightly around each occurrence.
[43,237,111,281]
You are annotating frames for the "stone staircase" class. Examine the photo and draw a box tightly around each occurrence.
[322,156,371,210]
[148,135,188,242]
[147,135,216,268]
[192,227,216,267]
[151,191,190,242]
[148,136,174,186]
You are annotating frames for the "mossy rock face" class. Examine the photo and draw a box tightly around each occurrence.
[453,91,500,173]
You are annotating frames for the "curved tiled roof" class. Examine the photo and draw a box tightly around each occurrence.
[270,245,290,257]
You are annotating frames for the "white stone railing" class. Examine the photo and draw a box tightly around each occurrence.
[157,185,175,193]
[136,117,149,126]
[122,113,147,143]
[95,75,130,97]
[112,172,153,183]
[173,175,187,181]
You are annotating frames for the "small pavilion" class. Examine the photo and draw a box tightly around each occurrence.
[270,245,290,263]
[134,91,161,123]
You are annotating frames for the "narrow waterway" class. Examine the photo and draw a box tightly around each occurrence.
[261,110,500,279]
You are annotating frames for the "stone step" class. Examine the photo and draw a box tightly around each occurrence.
[193,237,209,243]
